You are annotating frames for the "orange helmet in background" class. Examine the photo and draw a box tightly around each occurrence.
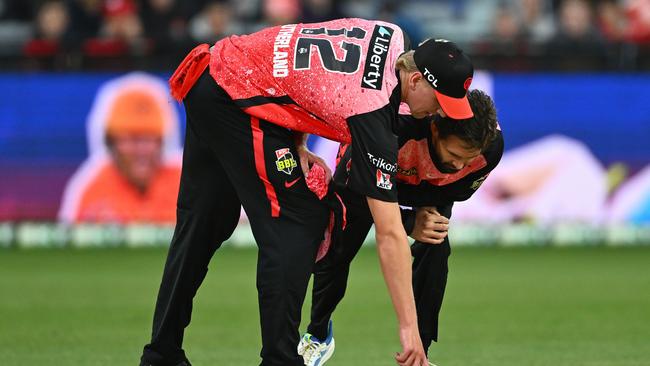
[85,72,181,158]
[105,89,167,138]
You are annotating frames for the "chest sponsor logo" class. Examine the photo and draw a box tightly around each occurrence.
[397,166,417,176]
[361,25,394,90]
[367,152,397,173]
[471,174,488,190]
[275,148,297,175]
[376,169,393,190]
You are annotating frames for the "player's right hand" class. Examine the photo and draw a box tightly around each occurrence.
[295,144,332,183]
[395,325,428,366]
[409,207,449,244]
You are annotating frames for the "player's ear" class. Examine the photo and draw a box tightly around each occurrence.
[409,71,422,90]
[430,119,439,139]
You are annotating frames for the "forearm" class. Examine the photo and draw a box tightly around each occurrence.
[376,228,418,328]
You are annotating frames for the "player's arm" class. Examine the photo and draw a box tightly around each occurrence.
[367,198,426,366]
[346,108,427,366]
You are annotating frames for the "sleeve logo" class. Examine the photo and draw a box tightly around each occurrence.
[376,169,393,190]
[275,148,297,175]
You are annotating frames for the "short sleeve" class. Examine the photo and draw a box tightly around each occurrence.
[346,109,399,202]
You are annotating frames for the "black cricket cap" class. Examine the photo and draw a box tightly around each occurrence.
[413,39,474,119]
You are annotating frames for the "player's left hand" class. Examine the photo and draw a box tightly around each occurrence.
[296,145,332,183]
[410,207,449,244]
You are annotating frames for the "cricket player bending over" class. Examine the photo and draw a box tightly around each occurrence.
[298,89,503,366]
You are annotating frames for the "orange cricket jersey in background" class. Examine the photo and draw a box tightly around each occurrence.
[71,161,181,224]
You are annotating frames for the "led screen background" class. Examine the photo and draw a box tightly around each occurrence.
[1,72,649,221]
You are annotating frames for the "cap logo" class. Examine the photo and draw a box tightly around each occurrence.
[463,77,472,91]
[422,67,438,88]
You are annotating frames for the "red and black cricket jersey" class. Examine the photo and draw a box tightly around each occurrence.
[209,18,410,202]
[334,114,504,207]
[395,116,504,207]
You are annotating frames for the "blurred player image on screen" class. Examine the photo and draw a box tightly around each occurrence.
[297,89,503,366]
[58,72,182,224]
[139,18,474,366]
[453,135,608,225]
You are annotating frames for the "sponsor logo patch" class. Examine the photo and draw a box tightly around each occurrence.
[470,174,488,190]
[376,169,393,190]
[367,152,397,173]
[275,148,297,175]
[397,166,417,176]
[422,67,439,88]
[361,25,394,90]
[284,177,301,188]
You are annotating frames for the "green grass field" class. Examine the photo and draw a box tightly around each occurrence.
[1,245,649,366]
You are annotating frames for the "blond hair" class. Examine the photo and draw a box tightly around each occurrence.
[395,50,418,72]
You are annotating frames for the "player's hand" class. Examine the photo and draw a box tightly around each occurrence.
[409,207,449,245]
[296,145,332,183]
[395,324,428,366]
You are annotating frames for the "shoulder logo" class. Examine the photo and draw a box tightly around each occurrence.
[361,25,394,90]
[471,174,488,190]
[275,148,297,175]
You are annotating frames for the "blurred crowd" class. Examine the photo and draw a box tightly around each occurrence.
[1,0,650,70]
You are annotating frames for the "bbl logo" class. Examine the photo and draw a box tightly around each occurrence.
[275,148,297,175]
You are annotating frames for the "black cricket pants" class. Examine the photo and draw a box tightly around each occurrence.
[308,199,452,353]
[141,70,329,366]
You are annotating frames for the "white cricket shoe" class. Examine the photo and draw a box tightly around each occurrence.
[297,321,335,366]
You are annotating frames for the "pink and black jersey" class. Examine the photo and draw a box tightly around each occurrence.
[210,18,409,202]
[210,18,406,143]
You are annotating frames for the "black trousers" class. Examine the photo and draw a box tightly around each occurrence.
[141,71,329,366]
[308,194,452,353]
